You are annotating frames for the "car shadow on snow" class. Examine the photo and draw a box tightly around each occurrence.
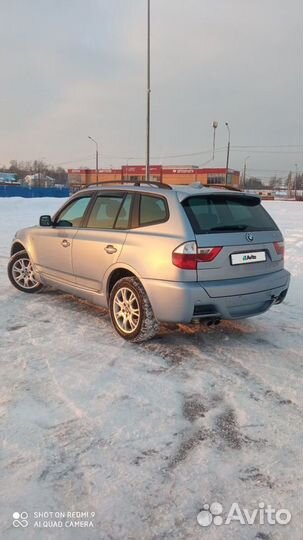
[28,286,288,365]
[39,286,262,343]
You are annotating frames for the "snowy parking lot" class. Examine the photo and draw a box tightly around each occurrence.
[0,198,302,540]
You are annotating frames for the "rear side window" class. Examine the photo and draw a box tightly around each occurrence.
[87,194,133,230]
[140,195,168,226]
[87,195,124,229]
[115,194,133,229]
[182,195,278,234]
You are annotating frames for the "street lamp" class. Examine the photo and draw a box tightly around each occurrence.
[146,0,151,183]
[212,121,218,160]
[125,157,135,181]
[225,122,231,183]
[88,136,99,185]
[243,156,250,187]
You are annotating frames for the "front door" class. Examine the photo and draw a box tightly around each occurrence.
[33,196,92,284]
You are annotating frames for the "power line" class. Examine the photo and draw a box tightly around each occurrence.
[232,144,303,148]
[53,155,95,166]
[249,168,294,173]
[100,147,226,160]
[96,146,303,160]
[231,149,302,154]
[51,143,303,168]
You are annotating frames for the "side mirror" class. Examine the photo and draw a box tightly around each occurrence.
[39,215,53,227]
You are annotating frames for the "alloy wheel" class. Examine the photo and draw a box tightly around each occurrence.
[12,257,39,290]
[113,287,141,334]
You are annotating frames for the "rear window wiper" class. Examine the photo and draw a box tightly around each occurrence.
[208,224,249,231]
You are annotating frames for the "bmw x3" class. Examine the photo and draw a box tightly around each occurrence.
[8,182,290,342]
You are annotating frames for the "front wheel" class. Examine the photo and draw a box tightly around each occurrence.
[109,277,159,342]
[8,250,43,293]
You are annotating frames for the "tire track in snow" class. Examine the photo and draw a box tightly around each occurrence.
[143,331,302,415]
[43,357,88,419]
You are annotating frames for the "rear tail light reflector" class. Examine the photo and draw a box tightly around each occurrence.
[274,241,284,258]
[197,246,222,262]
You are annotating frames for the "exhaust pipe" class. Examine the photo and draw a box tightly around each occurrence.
[205,318,221,327]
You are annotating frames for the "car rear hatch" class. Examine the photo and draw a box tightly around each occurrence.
[181,192,285,297]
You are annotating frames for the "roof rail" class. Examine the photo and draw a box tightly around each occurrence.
[85,180,172,190]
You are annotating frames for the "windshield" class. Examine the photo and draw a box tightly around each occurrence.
[182,194,279,234]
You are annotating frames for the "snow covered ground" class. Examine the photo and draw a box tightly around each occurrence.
[0,198,302,540]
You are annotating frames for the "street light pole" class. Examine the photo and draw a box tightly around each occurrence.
[125,157,135,182]
[243,156,250,188]
[146,0,151,183]
[225,122,231,184]
[212,121,218,160]
[88,136,99,185]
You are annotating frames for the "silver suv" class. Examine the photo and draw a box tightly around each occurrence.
[8,182,290,342]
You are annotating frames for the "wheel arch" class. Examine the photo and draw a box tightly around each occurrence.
[10,241,27,257]
[106,266,140,302]
[107,269,159,342]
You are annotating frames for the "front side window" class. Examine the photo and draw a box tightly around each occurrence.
[87,194,131,229]
[56,197,91,227]
[139,195,168,226]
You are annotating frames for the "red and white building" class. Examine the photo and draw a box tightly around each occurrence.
[68,165,240,188]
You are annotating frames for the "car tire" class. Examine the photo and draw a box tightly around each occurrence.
[8,250,43,293]
[109,276,159,342]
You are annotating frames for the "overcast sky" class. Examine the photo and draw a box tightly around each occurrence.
[0,0,302,180]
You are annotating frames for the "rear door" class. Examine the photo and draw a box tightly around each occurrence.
[182,193,284,295]
[72,192,134,292]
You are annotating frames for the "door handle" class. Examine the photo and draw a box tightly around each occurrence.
[61,239,70,248]
[104,244,117,254]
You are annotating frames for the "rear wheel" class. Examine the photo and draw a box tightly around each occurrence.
[8,250,43,293]
[109,277,159,342]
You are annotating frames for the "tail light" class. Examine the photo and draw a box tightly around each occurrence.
[172,242,222,269]
[197,246,222,262]
[274,241,284,258]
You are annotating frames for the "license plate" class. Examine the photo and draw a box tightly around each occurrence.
[231,251,266,265]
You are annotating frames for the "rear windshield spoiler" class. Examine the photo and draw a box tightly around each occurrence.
[177,191,261,204]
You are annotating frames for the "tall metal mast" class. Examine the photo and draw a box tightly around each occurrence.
[146,0,151,182]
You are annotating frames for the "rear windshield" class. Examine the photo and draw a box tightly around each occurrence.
[182,194,278,234]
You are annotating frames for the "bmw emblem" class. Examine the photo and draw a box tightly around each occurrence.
[246,232,254,242]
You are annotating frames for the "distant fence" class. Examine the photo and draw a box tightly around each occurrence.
[0,186,70,198]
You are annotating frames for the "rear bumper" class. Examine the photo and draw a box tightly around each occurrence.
[142,269,290,323]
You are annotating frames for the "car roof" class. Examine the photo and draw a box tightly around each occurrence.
[75,183,258,202]
[79,184,170,194]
